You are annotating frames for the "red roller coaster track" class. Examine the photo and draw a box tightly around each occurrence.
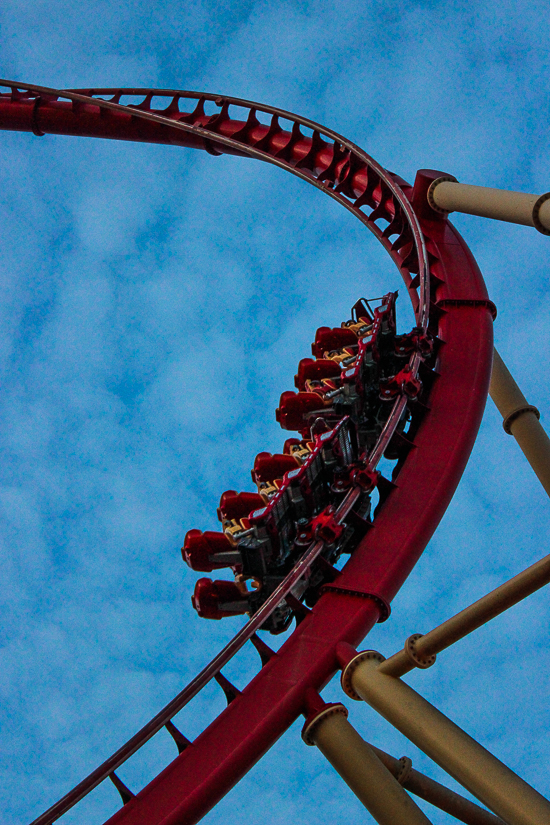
[0,81,494,825]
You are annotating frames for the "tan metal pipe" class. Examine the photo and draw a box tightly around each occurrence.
[342,653,550,825]
[490,348,550,498]
[303,703,504,824]
[368,743,505,825]
[379,551,550,678]
[379,348,550,678]
[428,178,550,235]
[302,704,433,825]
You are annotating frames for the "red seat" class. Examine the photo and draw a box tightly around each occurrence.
[217,491,265,522]
[275,390,326,431]
[294,358,342,390]
[311,326,357,358]
[182,530,239,572]
[251,452,298,484]
[192,578,249,619]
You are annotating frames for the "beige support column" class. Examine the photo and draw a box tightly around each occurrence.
[369,744,506,825]
[490,348,550,498]
[379,551,550,678]
[428,178,550,234]
[341,652,550,825]
[302,704,433,825]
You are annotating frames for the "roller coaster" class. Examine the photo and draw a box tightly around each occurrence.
[1,80,549,825]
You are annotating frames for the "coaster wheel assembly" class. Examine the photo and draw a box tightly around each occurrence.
[0,81,494,825]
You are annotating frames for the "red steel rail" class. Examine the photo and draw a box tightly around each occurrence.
[0,82,495,825]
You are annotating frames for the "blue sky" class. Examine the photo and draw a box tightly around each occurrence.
[1,2,550,823]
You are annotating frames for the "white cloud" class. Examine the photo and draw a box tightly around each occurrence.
[1,2,550,824]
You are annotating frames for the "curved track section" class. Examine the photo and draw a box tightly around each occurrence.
[0,82,495,825]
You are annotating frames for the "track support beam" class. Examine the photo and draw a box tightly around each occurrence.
[378,550,550,678]
[302,701,432,825]
[368,743,506,825]
[339,651,550,825]
[490,348,550,497]
[303,697,505,825]
[427,178,550,234]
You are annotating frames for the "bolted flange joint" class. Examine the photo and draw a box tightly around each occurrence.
[340,650,386,701]
[502,404,540,435]
[404,633,436,670]
[301,702,348,746]
[426,175,459,214]
[396,755,413,785]
[532,191,550,236]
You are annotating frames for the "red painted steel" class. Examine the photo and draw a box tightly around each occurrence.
[0,83,494,825]
[104,179,493,825]
[0,82,432,328]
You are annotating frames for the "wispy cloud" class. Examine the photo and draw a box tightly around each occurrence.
[1,2,549,824]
